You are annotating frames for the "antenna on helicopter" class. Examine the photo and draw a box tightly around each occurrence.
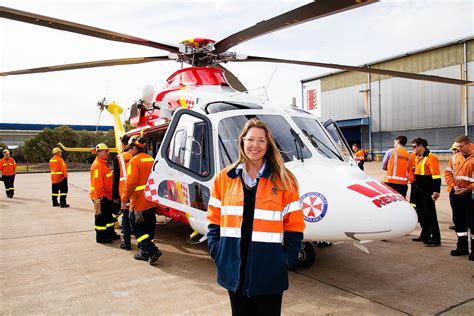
[262,66,278,101]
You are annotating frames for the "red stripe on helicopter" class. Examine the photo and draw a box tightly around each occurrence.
[347,183,381,198]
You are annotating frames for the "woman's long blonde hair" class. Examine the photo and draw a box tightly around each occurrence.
[229,118,298,191]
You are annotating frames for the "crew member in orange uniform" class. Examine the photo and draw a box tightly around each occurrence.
[90,143,116,243]
[352,143,365,170]
[121,136,161,265]
[1,149,16,198]
[112,135,132,250]
[207,119,304,315]
[49,147,69,207]
[382,136,410,197]
[444,135,473,260]
[410,138,442,247]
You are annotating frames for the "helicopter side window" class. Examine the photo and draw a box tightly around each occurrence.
[166,113,210,177]
[218,115,312,170]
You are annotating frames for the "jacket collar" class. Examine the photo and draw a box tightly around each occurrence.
[227,161,272,179]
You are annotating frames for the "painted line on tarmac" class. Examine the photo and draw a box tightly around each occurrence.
[0,229,93,241]
[436,297,474,315]
[293,270,411,315]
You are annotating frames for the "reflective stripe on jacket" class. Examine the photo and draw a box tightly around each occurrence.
[444,152,473,192]
[89,157,113,200]
[118,151,132,197]
[49,154,68,184]
[207,165,304,296]
[385,146,410,184]
[0,157,16,176]
[414,149,441,193]
[121,152,156,211]
[408,152,416,183]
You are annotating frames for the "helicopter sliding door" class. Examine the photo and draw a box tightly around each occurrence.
[147,108,214,235]
[323,119,355,164]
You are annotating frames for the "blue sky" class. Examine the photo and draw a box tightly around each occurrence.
[1,0,473,125]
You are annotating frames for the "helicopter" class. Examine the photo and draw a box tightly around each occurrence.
[1,1,472,267]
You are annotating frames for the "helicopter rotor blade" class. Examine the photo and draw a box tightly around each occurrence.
[0,56,171,76]
[0,6,179,53]
[233,55,473,86]
[213,0,377,54]
[215,64,247,92]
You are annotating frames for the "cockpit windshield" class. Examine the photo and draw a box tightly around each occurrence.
[218,115,312,170]
[291,116,344,161]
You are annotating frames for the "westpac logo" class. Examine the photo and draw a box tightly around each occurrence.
[347,181,405,208]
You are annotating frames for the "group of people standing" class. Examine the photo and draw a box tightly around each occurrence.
[380,135,473,261]
[89,135,162,265]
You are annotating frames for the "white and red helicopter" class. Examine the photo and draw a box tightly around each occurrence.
[1,0,472,266]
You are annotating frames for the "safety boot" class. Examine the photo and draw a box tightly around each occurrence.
[134,250,149,261]
[451,236,469,256]
[149,249,163,266]
[52,198,60,207]
[470,238,474,261]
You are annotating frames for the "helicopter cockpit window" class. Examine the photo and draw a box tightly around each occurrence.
[291,116,343,161]
[166,113,210,177]
[218,115,312,170]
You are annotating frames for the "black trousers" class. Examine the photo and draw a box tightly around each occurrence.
[51,178,68,205]
[411,181,440,242]
[130,208,158,256]
[385,182,408,198]
[450,191,474,234]
[94,198,115,241]
[228,290,283,316]
[2,175,15,197]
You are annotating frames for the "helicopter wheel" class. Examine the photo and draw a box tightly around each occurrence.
[298,241,316,268]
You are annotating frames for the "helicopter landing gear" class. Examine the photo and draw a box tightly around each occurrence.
[298,241,316,267]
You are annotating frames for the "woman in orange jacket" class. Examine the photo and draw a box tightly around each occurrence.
[207,118,304,315]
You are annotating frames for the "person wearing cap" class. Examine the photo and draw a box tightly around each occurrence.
[112,135,133,250]
[49,147,69,207]
[90,143,116,243]
[121,135,162,265]
[444,135,473,260]
[1,149,16,198]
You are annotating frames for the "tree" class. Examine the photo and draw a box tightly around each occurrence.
[22,126,115,162]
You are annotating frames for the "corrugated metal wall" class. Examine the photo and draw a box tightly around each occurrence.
[313,38,473,152]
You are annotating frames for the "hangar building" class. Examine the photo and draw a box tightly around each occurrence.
[301,37,473,159]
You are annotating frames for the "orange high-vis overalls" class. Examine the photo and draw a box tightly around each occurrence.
[354,149,365,162]
[90,157,113,200]
[49,154,68,184]
[408,152,416,183]
[384,146,410,185]
[0,157,16,176]
[444,152,474,192]
[122,152,156,212]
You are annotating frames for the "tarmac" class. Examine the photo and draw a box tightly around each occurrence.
[0,161,473,315]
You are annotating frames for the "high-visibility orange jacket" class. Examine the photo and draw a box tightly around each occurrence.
[444,152,473,192]
[408,152,416,183]
[90,157,113,200]
[354,149,365,162]
[414,149,441,193]
[207,165,304,296]
[121,152,156,211]
[384,146,410,185]
[0,157,16,176]
[113,151,132,200]
[49,154,68,184]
